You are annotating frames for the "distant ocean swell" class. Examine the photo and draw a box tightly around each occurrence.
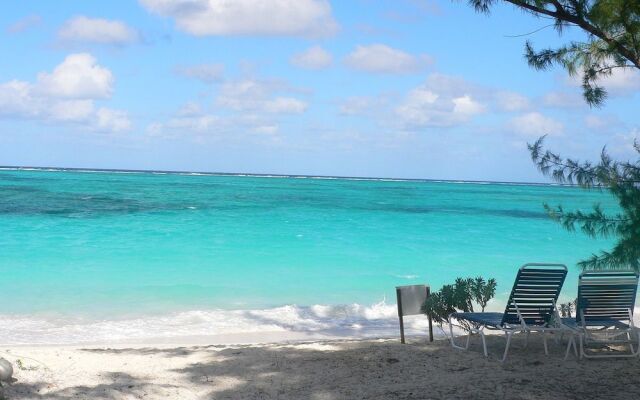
[0,169,621,345]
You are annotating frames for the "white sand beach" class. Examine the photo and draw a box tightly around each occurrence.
[2,335,639,400]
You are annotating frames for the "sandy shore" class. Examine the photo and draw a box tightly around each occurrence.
[1,335,638,400]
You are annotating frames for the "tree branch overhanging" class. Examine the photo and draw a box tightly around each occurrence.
[468,0,640,106]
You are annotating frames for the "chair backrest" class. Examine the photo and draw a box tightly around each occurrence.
[501,263,568,326]
[576,270,639,324]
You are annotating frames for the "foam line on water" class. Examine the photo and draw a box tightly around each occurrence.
[0,301,437,345]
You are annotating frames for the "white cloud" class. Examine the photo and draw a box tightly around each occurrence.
[216,80,269,111]
[6,14,41,34]
[602,68,640,93]
[0,54,130,133]
[395,74,485,127]
[174,63,224,83]
[149,114,220,136]
[263,97,307,114]
[495,91,530,112]
[566,67,640,97]
[0,80,42,117]
[585,115,606,129]
[453,95,484,115]
[339,96,379,115]
[96,108,132,132]
[253,124,279,134]
[49,100,95,122]
[608,128,639,158]
[344,44,432,74]
[583,114,621,131]
[507,112,564,137]
[139,0,338,37]
[177,102,203,116]
[216,79,307,114]
[37,53,114,99]
[290,46,332,70]
[58,16,139,45]
[542,91,583,108]
[149,75,306,138]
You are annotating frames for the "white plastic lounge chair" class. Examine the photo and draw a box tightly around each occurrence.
[448,263,568,361]
[562,270,640,359]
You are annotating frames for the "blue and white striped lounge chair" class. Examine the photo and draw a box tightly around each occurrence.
[448,263,568,361]
[562,270,640,359]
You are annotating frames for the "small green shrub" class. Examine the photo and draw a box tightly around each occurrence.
[422,276,497,329]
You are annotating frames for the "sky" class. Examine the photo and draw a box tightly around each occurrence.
[0,0,638,182]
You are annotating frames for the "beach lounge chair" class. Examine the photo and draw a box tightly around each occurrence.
[562,270,640,359]
[448,263,567,361]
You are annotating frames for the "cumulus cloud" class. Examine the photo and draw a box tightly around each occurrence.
[585,115,606,129]
[174,63,224,83]
[37,53,114,99]
[58,16,139,45]
[608,128,640,158]
[584,114,622,131]
[495,91,530,112]
[177,102,203,116]
[139,0,338,37]
[48,100,95,122]
[542,91,583,108]
[507,112,564,137]
[216,79,307,114]
[253,124,279,134]
[263,97,308,113]
[339,96,381,116]
[0,54,130,133]
[148,114,221,136]
[344,44,432,74]
[149,75,307,138]
[566,67,640,97]
[395,74,485,128]
[290,46,332,70]
[96,108,132,132]
[147,106,282,138]
[6,14,42,34]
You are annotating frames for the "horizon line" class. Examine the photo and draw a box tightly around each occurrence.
[0,164,571,187]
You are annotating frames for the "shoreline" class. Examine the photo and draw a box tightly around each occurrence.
[0,302,437,346]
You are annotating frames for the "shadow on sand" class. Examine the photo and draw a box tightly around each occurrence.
[3,335,640,399]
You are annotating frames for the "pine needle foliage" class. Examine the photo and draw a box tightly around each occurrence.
[529,136,640,271]
[467,0,640,106]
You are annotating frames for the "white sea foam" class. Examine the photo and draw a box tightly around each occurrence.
[2,167,575,187]
[395,274,419,279]
[0,301,436,345]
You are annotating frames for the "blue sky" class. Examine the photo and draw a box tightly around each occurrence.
[0,0,638,181]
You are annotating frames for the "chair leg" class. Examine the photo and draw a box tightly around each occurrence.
[623,331,637,355]
[564,335,574,360]
[564,333,579,360]
[523,331,529,349]
[556,331,563,345]
[479,330,488,357]
[449,320,472,351]
[448,320,459,349]
[542,331,549,355]
[501,331,513,362]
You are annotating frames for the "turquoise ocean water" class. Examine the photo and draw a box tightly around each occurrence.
[0,168,619,344]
